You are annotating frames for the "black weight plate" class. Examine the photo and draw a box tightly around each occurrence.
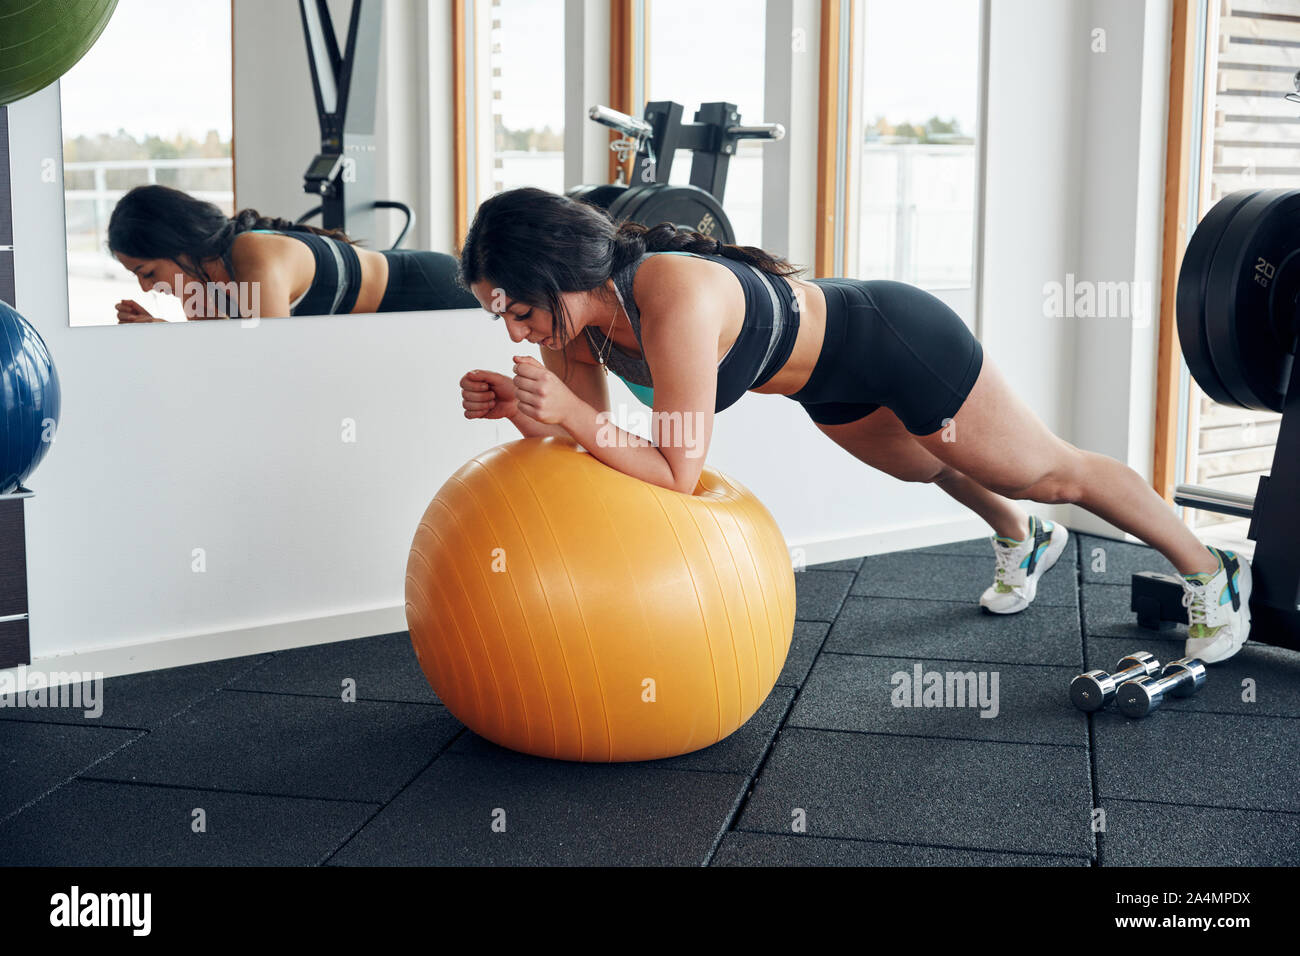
[1177,189,1259,408]
[1204,188,1300,412]
[566,183,628,211]
[608,183,736,244]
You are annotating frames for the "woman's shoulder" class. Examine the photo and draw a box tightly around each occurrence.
[633,249,734,301]
[234,227,308,242]
[236,227,306,239]
[231,230,281,253]
[640,249,713,265]
[232,228,284,246]
[634,249,719,278]
[229,229,310,272]
[234,228,331,244]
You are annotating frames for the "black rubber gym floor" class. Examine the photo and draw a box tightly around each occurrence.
[2,532,1297,866]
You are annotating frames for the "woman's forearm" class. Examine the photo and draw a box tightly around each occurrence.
[506,411,570,439]
[559,401,680,492]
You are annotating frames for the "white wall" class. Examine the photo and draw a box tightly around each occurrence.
[980,0,1087,439]
[4,0,1172,678]
[1065,0,1171,536]
[981,0,1171,540]
[1071,0,1171,484]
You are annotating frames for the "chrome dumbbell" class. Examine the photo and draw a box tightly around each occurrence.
[1070,652,1161,712]
[1116,658,1207,718]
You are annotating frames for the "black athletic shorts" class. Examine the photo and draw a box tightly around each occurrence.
[787,278,984,436]
[378,250,480,312]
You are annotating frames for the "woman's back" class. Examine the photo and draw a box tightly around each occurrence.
[585,249,829,410]
[230,228,389,316]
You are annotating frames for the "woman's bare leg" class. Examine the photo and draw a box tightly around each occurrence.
[910,358,1218,576]
[812,409,1031,541]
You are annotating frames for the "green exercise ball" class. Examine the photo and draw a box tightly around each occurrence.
[0,0,120,107]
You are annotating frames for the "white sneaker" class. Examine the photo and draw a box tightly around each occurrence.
[980,516,1070,614]
[1182,546,1252,663]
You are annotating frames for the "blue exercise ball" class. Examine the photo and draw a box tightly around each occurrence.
[0,301,61,493]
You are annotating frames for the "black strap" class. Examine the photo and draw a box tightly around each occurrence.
[1025,516,1051,574]
[1215,548,1242,611]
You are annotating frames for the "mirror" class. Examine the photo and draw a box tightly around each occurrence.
[59,0,477,326]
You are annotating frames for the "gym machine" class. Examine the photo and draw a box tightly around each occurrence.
[568,101,785,244]
[295,0,413,249]
[1130,84,1300,652]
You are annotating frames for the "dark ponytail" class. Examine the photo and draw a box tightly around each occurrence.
[458,187,804,379]
[229,207,355,245]
[108,184,355,288]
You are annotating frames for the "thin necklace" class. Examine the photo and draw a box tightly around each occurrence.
[596,282,627,375]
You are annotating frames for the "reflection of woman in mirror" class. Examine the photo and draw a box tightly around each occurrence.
[107,184,477,321]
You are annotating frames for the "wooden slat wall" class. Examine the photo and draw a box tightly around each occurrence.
[0,102,26,669]
[0,498,29,669]
[1191,0,1291,528]
[0,105,13,307]
[1206,0,1300,195]
[0,619,29,671]
[0,106,11,247]
[0,503,29,618]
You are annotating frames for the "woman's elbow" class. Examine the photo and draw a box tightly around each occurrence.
[666,465,703,496]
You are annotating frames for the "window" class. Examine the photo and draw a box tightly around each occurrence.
[645,0,768,243]
[846,0,984,305]
[1180,0,1293,548]
[464,0,565,210]
[59,0,232,326]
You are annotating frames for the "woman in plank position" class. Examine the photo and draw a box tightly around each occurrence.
[457,187,1250,663]
[107,184,476,321]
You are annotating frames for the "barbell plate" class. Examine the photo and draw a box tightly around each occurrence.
[1203,188,1300,412]
[607,183,736,244]
[1177,189,1260,408]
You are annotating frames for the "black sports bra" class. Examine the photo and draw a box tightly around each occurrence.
[582,250,801,413]
[224,229,362,317]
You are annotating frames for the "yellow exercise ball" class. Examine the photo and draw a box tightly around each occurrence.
[406,436,795,762]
